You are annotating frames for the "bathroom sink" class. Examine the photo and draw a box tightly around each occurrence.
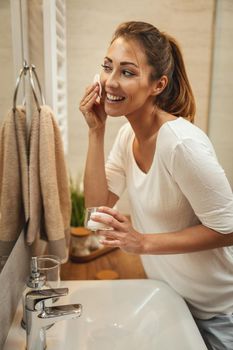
[4,279,207,350]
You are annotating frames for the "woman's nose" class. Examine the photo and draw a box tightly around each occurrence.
[103,72,119,90]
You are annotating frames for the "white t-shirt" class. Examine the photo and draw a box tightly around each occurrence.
[105,117,233,319]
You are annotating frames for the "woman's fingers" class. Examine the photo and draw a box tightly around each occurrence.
[83,83,98,100]
[80,85,99,110]
[91,212,123,231]
[99,238,121,247]
[99,230,123,240]
[90,207,144,254]
[99,230,123,247]
[79,82,106,129]
[82,92,98,113]
[98,206,128,223]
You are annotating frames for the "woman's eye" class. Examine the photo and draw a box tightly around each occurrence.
[101,64,135,77]
[122,70,135,77]
[101,64,112,72]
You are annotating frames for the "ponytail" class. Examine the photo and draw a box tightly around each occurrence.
[156,35,196,123]
[112,21,196,122]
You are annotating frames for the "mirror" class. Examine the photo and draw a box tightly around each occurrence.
[66,0,233,205]
[0,0,18,270]
[0,0,232,275]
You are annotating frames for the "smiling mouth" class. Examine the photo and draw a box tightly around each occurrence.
[106,93,125,103]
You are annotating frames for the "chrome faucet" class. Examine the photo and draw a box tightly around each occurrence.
[25,287,82,350]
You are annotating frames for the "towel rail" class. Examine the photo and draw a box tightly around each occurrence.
[13,60,45,113]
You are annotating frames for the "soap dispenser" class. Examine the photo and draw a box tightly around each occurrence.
[21,256,46,329]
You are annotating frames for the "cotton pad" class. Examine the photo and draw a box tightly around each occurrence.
[93,73,102,98]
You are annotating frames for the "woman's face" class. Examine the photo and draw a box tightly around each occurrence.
[100,37,158,118]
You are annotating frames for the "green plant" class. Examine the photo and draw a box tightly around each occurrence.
[70,177,85,227]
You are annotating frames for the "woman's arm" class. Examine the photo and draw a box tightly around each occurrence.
[80,83,118,208]
[90,206,233,254]
[142,224,233,255]
[84,129,118,207]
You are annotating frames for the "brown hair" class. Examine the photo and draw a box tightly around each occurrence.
[111,21,195,122]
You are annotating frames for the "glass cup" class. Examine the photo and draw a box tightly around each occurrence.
[84,207,113,231]
[37,255,61,289]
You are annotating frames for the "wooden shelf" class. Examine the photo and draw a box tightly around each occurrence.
[61,248,147,280]
[70,246,117,263]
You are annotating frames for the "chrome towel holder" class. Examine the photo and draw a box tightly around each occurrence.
[13,60,45,113]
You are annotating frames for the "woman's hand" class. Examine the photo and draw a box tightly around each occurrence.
[91,206,145,254]
[79,83,107,130]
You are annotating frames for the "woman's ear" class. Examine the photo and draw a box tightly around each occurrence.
[152,75,168,96]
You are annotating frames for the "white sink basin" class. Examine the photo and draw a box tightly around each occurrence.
[4,279,207,350]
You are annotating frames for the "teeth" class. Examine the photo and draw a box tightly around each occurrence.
[107,93,124,101]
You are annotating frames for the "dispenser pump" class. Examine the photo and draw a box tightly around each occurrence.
[27,256,46,289]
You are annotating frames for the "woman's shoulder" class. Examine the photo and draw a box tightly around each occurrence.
[159,117,213,150]
[163,117,207,138]
[158,117,217,169]
[118,121,133,133]
[116,122,134,142]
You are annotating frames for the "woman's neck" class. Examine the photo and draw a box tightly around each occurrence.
[126,105,176,143]
[127,105,177,174]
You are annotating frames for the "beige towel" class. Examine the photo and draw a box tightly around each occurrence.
[27,105,71,262]
[0,107,28,256]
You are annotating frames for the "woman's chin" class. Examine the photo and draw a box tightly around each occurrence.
[107,112,124,117]
[104,98,127,116]
[104,106,124,117]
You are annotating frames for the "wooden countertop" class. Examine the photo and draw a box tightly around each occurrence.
[61,248,147,280]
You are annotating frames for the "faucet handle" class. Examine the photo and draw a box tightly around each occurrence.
[26,288,68,311]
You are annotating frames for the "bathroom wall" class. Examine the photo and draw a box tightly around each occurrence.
[66,0,215,213]
[0,0,14,122]
[0,2,31,347]
[208,0,233,187]
[0,231,30,348]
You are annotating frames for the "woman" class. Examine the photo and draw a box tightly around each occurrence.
[79,21,233,350]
